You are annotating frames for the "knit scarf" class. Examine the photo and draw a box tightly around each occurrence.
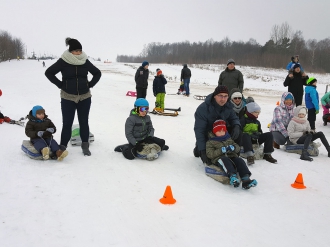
[231,100,244,114]
[292,116,306,124]
[61,50,87,65]
[210,132,231,142]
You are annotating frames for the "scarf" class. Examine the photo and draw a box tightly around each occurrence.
[210,132,231,142]
[61,50,87,65]
[231,100,244,114]
[292,116,306,124]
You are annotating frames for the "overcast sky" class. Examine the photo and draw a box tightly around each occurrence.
[1,0,329,62]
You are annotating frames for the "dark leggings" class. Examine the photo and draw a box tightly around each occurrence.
[216,156,251,178]
[60,97,91,146]
[136,88,147,99]
[297,132,330,149]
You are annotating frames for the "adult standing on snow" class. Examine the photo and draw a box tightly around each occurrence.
[194,85,242,165]
[218,59,244,94]
[180,64,191,97]
[135,61,149,99]
[45,37,101,156]
[283,64,308,106]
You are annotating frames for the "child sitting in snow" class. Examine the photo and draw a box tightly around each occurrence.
[114,98,169,160]
[287,105,330,161]
[304,77,319,131]
[206,119,257,189]
[177,81,185,95]
[25,105,68,161]
[153,69,167,111]
[240,102,277,165]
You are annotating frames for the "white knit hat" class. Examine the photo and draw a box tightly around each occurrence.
[231,92,242,100]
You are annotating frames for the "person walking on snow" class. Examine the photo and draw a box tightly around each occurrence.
[135,61,149,99]
[45,37,101,156]
[180,64,191,97]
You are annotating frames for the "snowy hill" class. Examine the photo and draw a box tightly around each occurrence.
[1,60,330,247]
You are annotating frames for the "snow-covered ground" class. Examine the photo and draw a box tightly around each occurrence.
[1,60,330,247]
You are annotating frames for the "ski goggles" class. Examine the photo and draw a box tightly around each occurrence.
[139,107,149,112]
[233,97,242,100]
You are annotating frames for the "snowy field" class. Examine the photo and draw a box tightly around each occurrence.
[1,60,330,247]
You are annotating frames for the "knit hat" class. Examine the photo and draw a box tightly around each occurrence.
[246,102,261,113]
[65,37,82,52]
[156,68,160,72]
[227,59,235,66]
[213,119,227,134]
[307,77,317,85]
[291,63,300,70]
[231,92,242,100]
[157,70,162,76]
[142,61,149,67]
[285,94,293,100]
[299,107,307,115]
[32,105,45,117]
[213,85,229,96]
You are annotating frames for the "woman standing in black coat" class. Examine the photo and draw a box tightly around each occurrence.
[45,38,101,156]
[283,64,308,106]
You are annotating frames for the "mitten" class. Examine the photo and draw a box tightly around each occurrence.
[200,150,210,165]
[37,131,44,137]
[46,128,54,133]
[316,110,319,114]
[231,125,241,140]
[135,142,145,152]
[4,116,11,123]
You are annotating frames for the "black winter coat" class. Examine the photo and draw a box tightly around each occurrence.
[194,93,241,151]
[180,65,191,81]
[45,59,101,95]
[135,66,149,89]
[283,72,308,105]
[153,75,167,95]
[25,111,56,140]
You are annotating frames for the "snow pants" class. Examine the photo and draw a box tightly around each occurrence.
[31,138,60,153]
[217,156,251,177]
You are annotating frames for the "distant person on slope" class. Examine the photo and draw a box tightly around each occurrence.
[135,61,149,99]
[180,64,191,97]
[45,37,101,156]
[218,59,244,94]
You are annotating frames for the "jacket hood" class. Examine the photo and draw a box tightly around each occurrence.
[280,92,295,108]
[183,64,187,68]
[27,110,48,122]
[293,105,307,117]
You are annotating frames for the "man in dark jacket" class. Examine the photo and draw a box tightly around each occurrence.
[218,59,244,93]
[135,61,149,99]
[194,85,242,165]
[180,64,191,97]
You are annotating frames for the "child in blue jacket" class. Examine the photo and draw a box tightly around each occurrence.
[305,77,319,131]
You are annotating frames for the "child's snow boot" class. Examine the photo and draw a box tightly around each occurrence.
[56,149,68,161]
[241,175,258,190]
[229,174,240,187]
[162,145,169,151]
[263,154,277,163]
[300,149,313,161]
[81,142,91,156]
[247,156,255,166]
[41,147,50,160]
[193,146,200,157]
[326,146,330,158]
[114,144,126,152]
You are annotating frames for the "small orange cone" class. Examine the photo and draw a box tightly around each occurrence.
[276,101,280,106]
[291,173,306,189]
[159,185,176,204]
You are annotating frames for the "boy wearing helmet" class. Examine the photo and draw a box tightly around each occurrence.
[114,98,169,160]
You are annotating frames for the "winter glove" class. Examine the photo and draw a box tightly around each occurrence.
[200,150,210,165]
[325,104,330,109]
[143,136,154,144]
[46,128,54,133]
[315,110,319,114]
[135,142,145,152]
[4,116,11,123]
[37,131,44,137]
[231,125,241,140]
[250,132,260,140]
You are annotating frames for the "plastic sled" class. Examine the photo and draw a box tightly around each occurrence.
[21,140,54,160]
[285,143,319,156]
[70,124,95,146]
[240,144,264,160]
[126,91,137,97]
[136,143,161,161]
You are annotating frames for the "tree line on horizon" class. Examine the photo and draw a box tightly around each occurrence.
[116,22,330,73]
[0,30,25,62]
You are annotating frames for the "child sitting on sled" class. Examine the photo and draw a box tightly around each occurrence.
[25,105,68,161]
[177,81,185,95]
[287,105,330,161]
[206,119,257,189]
[114,98,169,160]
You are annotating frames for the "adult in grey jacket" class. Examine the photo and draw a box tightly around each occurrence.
[194,85,242,165]
[218,59,244,93]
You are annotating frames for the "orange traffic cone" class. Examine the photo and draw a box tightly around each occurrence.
[159,185,176,204]
[291,173,306,189]
[276,101,280,106]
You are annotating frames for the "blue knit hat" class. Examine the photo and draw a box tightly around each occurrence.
[142,61,149,67]
[285,94,293,100]
[32,105,45,117]
[134,98,149,107]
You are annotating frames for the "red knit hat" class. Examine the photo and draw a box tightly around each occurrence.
[157,70,162,76]
[213,119,227,134]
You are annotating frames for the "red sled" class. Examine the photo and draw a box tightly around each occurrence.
[126,91,137,97]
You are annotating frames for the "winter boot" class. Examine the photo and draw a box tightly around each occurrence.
[193,146,200,157]
[247,156,255,166]
[300,149,313,161]
[162,145,169,151]
[242,178,258,190]
[326,147,330,158]
[56,149,68,161]
[263,154,277,163]
[114,144,126,152]
[229,174,240,187]
[273,141,280,149]
[41,147,50,160]
[81,142,91,156]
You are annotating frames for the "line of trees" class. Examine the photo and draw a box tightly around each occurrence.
[117,22,330,73]
[0,30,25,62]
